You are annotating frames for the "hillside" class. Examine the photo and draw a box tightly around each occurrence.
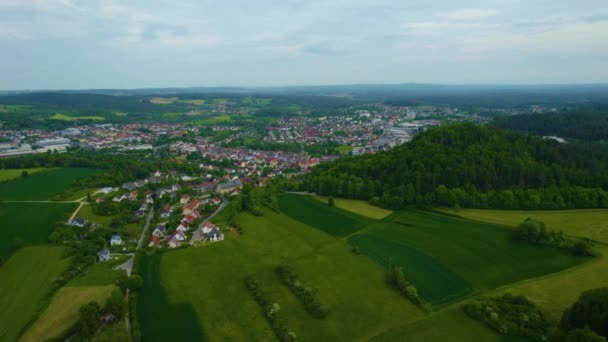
[301,123,608,209]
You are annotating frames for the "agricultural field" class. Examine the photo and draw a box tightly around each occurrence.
[194,114,232,125]
[21,285,116,342]
[278,193,371,236]
[313,195,392,219]
[0,167,100,200]
[439,208,608,244]
[149,97,178,104]
[137,210,425,341]
[0,168,46,181]
[49,113,105,121]
[349,210,586,304]
[0,202,77,257]
[0,246,71,342]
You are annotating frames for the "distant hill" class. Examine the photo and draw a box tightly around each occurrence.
[300,123,608,209]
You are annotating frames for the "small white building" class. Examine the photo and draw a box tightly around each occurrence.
[110,234,123,246]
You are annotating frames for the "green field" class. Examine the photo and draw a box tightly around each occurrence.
[439,208,608,244]
[77,204,141,239]
[21,285,116,342]
[0,246,71,342]
[137,210,425,341]
[0,167,100,200]
[313,196,392,219]
[278,193,371,236]
[349,210,586,304]
[194,114,232,125]
[49,113,105,121]
[336,145,353,154]
[68,255,128,286]
[0,202,76,257]
[0,168,47,181]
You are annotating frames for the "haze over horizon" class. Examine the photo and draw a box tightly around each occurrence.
[1,0,607,90]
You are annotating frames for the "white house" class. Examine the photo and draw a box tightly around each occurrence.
[97,248,111,262]
[110,234,123,246]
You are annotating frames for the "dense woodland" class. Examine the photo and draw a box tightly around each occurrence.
[494,111,608,141]
[297,123,608,210]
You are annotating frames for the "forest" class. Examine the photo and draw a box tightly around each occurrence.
[297,123,608,209]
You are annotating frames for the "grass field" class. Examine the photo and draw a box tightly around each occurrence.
[336,145,353,154]
[278,193,371,236]
[0,167,100,200]
[68,255,128,286]
[313,196,392,219]
[348,210,586,304]
[0,246,71,342]
[0,168,47,181]
[194,114,232,125]
[439,208,608,244]
[149,97,177,104]
[21,285,116,342]
[180,99,205,105]
[0,202,77,257]
[49,113,104,121]
[113,111,128,116]
[137,210,425,341]
[77,204,141,239]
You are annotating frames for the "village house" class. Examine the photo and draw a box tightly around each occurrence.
[148,235,161,247]
[217,179,242,194]
[152,224,167,237]
[160,204,173,218]
[110,234,123,246]
[183,199,199,216]
[180,194,190,204]
[69,217,86,227]
[97,248,111,262]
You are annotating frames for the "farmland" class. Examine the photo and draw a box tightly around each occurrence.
[0,167,100,200]
[0,168,46,181]
[278,193,371,236]
[0,246,71,342]
[0,202,76,257]
[49,113,105,121]
[137,210,424,341]
[349,210,586,304]
[439,208,608,244]
[21,285,116,342]
[313,195,392,219]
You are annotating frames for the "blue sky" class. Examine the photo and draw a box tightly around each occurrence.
[0,0,607,90]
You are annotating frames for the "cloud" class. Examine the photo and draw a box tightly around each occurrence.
[438,9,498,21]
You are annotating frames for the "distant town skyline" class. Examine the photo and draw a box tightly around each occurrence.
[1,0,607,90]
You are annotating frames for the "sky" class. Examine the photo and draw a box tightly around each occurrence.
[0,0,607,90]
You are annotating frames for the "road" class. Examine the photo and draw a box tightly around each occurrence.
[115,206,155,276]
[189,195,228,244]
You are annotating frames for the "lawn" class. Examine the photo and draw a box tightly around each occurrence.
[21,285,116,342]
[0,168,47,181]
[49,113,104,121]
[313,195,392,219]
[0,167,100,200]
[278,193,372,236]
[349,210,587,304]
[137,210,425,342]
[336,145,353,154]
[439,208,608,244]
[68,255,128,286]
[0,246,71,342]
[77,204,142,239]
[0,202,77,258]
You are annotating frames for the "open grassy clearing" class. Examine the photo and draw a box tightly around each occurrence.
[49,113,104,121]
[77,203,141,239]
[149,97,177,104]
[21,285,116,342]
[348,210,586,304]
[68,255,128,286]
[278,193,372,236]
[138,209,424,341]
[439,207,608,244]
[180,99,205,105]
[313,195,392,219]
[336,145,353,154]
[194,114,232,125]
[0,167,100,200]
[0,202,76,258]
[0,246,71,342]
[0,168,47,181]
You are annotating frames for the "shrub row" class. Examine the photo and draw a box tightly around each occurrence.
[385,266,424,308]
[513,218,594,256]
[275,264,329,318]
[244,274,297,342]
[462,293,552,340]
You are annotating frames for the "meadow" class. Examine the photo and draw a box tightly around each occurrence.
[440,208,608,243]
[68,254,128,286]
[21,285,116,342]
[0,168,46,181]
[278,193,371,236]
[49,113,105,121]
[0,246,71,342]
[349,210,586,303]
[77,203,141,239]
[0,167,100,200]
[0,202,76,257]
[137,210,425,341]
[313,195,392,219]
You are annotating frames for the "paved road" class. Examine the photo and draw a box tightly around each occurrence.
[189,195,228,245]
[114,206,154,276]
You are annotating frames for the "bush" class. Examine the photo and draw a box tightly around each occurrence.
[386,266,424,307]
[462,293,552,340]
[560,287,608,339]
[275,264,329,318]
